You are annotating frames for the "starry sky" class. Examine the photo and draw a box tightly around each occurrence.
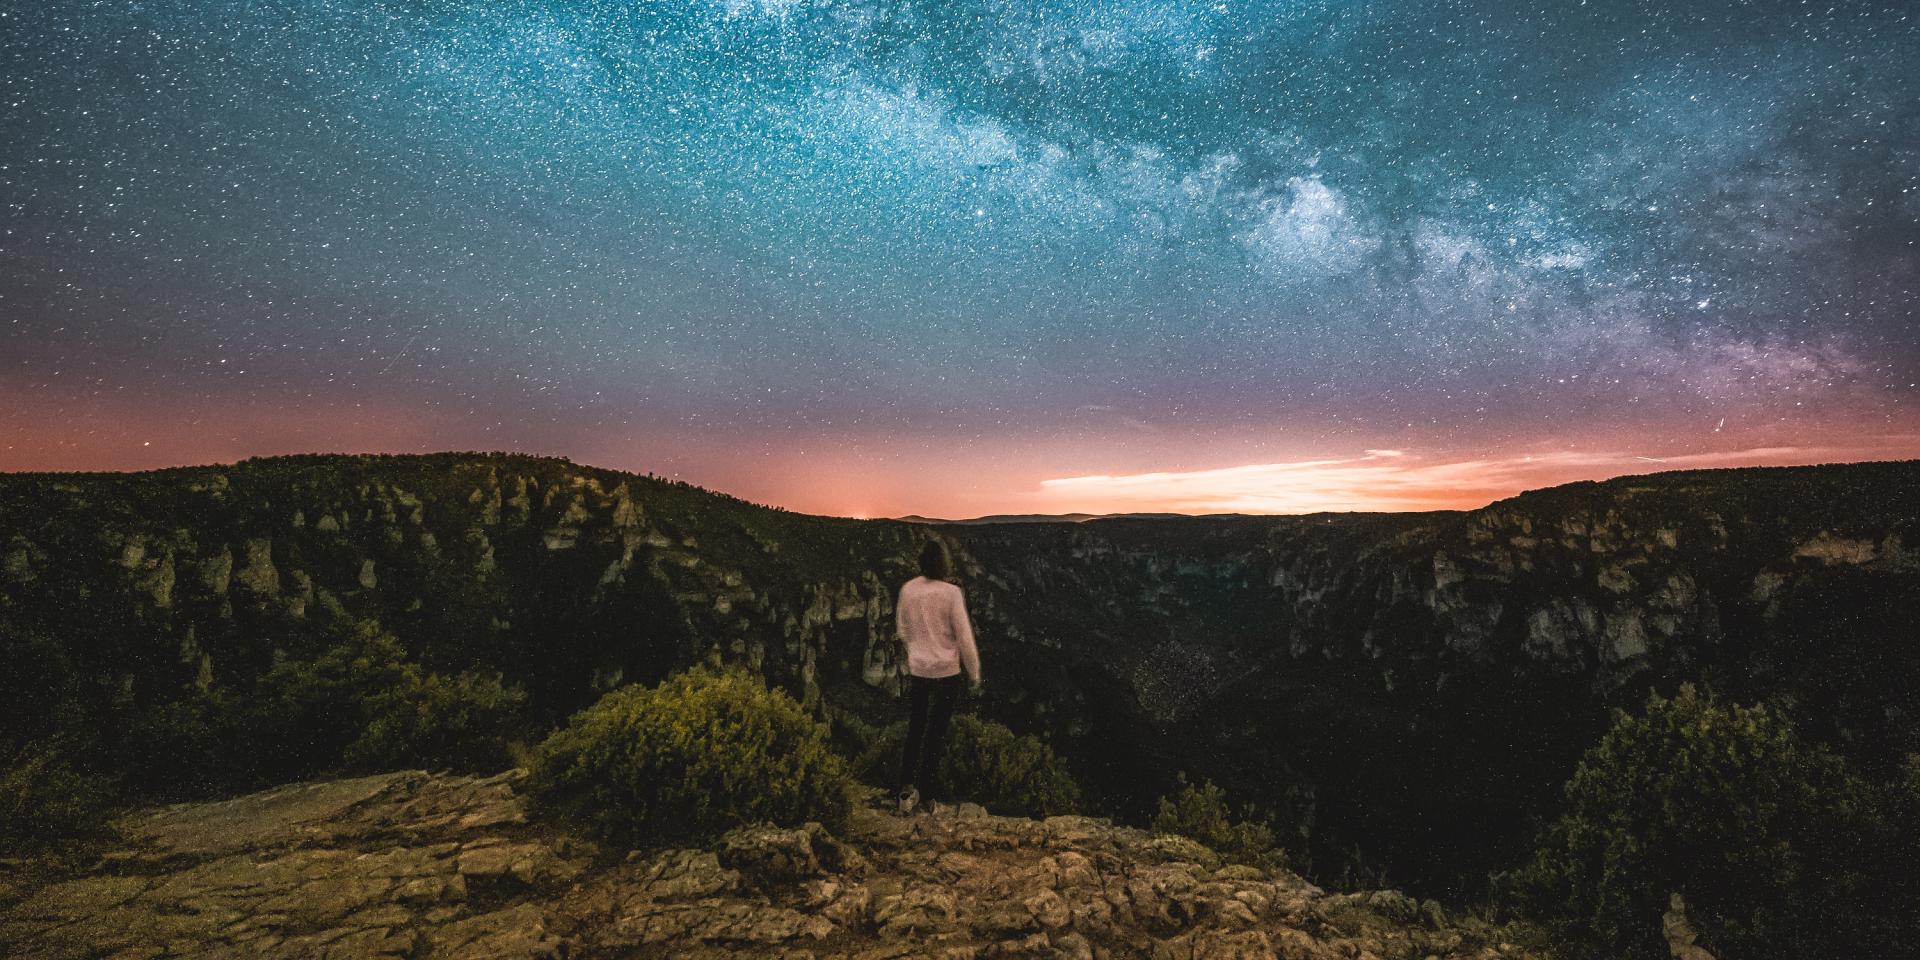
[3,0,1917,517]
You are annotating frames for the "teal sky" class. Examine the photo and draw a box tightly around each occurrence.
[3,0,1917,514]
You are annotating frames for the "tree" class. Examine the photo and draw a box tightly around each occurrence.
[1507,685,1877,960]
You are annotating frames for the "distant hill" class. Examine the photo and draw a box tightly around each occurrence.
[2,452,1915,896]
[894,512,1196,524]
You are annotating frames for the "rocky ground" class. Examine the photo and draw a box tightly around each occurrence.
[0,770,1547,960]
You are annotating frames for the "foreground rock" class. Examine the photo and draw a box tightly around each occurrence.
[0,771,1544,959]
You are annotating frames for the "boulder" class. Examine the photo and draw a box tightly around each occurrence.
[718,822,868,888]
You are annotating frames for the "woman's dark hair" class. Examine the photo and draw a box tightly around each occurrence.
[918,540,951,580]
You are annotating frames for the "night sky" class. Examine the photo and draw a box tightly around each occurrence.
[3,0,1916,517]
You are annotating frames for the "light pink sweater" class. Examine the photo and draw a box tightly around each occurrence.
[896,576,981,682]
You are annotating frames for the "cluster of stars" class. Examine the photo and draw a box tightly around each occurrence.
[1,0,1915,513]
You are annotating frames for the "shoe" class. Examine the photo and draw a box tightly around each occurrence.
[896,786,919,816]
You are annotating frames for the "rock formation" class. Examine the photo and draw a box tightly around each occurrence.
[0,770,1546,960]
[1662,894,1716,960]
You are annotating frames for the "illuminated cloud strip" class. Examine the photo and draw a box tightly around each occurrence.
[1036,444,1920,515]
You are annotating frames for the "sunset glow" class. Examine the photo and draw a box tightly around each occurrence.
[1030,443,1920,516]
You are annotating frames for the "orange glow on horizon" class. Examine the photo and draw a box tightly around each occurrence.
[5,392,1919,520]
[1026,444,1920,516]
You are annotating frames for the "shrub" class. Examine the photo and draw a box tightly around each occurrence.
[943,715,1082,817]
[254,620,526,779]
[1854,754,1920,950]
[828,707,884,768]
[0,742,117,856]
[1890,753,1920,849]
[348,668,526,772]
[525,666,851,847]
[118,694,237,799]
[1505,685,1874,960]
[110,620,527,797]
[854,715,1081,818]
[1153,774,1287,871]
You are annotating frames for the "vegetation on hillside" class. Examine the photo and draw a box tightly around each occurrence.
[0,615,524,853]
[1,452,1916,912]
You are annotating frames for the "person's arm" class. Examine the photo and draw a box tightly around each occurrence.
[951,586,981,686]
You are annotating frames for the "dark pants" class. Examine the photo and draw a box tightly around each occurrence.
[897,674,964,800]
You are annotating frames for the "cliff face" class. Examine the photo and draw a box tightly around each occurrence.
[2,454,1916,893]
[0,768,1547,960]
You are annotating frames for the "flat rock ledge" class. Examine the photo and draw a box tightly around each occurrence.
[0,771,1545,960]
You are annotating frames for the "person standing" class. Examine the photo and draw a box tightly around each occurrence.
[894,540,982,815]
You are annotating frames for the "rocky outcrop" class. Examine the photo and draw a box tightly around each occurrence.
[0,771,1543,960]
[1662,894,1716,960]
[0,771,559,960]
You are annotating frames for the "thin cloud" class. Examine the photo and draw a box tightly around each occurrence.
[1035,443,1917,515]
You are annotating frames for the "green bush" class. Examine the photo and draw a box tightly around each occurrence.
[525,666,851,847]
[0,742,117,856]
[118,694,236,799]
[256,620,526,778]
[1890,753,1920,849]
[1505,685,1878,960]
[348,668,527,772]
[1855,754,1920,950]
[1153,774,1287,871]
[110,620,526,797]
[944,716,1082,817]
[854,715,1081,818]
[827,707,884,770]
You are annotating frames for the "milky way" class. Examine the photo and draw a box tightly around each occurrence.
[3,0,1916,515]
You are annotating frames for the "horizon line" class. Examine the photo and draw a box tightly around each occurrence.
[5,447,1918,522]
